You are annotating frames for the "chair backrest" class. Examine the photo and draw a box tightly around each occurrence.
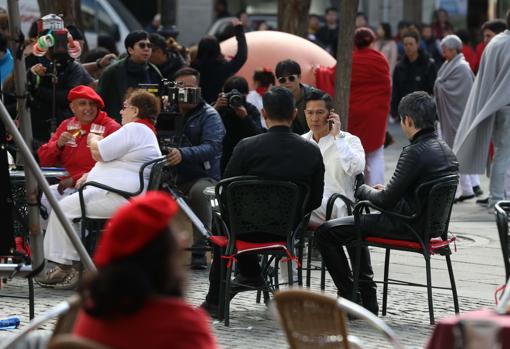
[496,201,510,281]
[47,334,112,349]
[414,174,458,240]
[217,177,304,241]
[273,290,352,349]
[146,157,168,191]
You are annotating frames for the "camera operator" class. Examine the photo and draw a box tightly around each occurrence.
[165,67,225,270]
[27,15,93,144]
[149,33,186,81]
[213,76,262,173]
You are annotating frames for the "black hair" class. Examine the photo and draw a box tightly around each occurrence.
[97,34,119,56]
[304,89,333,110]
[173,67,200,84]
[398,91,436,129]
[149,32,168,52]
[124,30,149,52]
[28,19,39,40]
[275,59,301,78]
[507,9,510,28]
[325,7,338,14]
[223,76,249,94]
[356,12,368,21]
[262,87,295,121]
[481,19,507,34]
[66,24,84,41]
[309,14,320,20]
[402,28,421,43]
[82,47,110,64]
[79,228,184,318]
[0,32,7,52]
[379,22,392,40]
[455,29,470,44]
[253,69,275,87]
[192,35,225,68]
[397,20,410,31]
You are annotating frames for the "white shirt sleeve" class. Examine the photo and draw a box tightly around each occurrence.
[334,133,366,176]
[97,126,132,162]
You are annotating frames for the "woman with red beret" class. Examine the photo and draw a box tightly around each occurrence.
[36,90,162,289]
[73,191,218,349]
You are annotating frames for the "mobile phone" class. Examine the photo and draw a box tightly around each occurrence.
[328,109,334,130]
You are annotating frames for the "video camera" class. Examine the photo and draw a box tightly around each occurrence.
[160,79,201,104]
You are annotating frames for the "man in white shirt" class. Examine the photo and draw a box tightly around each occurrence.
[302,90,365,225]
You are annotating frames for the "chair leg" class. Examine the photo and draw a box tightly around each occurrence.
[352,244,362,301]
[446,254,460,314]
[320,260,326,291]
[28,277,34,320]
[382,249,390,316]
[224,264,233,326]
[218,255,226,321]
[306,238,313,288]
[288,256,293,287]
[425,257,435,325]
[256,255,269,304]
[297,242,303,287]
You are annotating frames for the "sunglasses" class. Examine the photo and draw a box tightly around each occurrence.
[137,42,152,49]
[277,75,298,84]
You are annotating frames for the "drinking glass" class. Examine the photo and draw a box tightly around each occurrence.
[66,120,81,147]
[90,123,106,136]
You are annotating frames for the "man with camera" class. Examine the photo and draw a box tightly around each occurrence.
[213,76,262,173]
[165,67,225,269]
[97,30,162,122]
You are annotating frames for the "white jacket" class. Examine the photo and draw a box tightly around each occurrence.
[302,131,365,225]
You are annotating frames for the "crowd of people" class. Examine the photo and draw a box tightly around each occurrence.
[1,5,510,348]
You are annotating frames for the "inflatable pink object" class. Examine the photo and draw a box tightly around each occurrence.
[220,30,336,90]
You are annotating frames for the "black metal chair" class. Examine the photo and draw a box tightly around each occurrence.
[209,176,310,326]
[496,201,510,282]
[77,156,168,254]
[350,174,460,325]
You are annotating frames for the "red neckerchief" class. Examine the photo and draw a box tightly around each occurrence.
[135,118,156,135]
[256,86,269,96]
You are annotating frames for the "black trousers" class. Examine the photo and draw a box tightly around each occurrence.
[315,214,416,302]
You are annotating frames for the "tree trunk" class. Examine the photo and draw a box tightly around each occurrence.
[334,0,359,131]
[160,0,177,27]
[277,0,311,36]
[37,0,83,29]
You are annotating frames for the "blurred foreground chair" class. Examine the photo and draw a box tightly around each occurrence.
[273,289,403,349]
[350,175,459,325]
[496,201,510,282]
[47,335,111,349]
[209,176,309,326]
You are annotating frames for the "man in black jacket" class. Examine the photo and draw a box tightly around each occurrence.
[316,91,459,315]
[391,29,437,120]
[202,87,325,317]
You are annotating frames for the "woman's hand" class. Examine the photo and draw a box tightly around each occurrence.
[75,173,89,189]
[87,133,104,161]
[87,133,103,147]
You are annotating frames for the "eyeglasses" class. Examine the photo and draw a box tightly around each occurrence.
[277,75,298,84]
[137,42,152,49]
[304,109,328,117]
[121,104,135,111]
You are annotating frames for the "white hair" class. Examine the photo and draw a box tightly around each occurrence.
[440,34,462,52]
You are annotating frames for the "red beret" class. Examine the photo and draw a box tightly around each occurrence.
[93,191,179,268]
[67,85,105,109]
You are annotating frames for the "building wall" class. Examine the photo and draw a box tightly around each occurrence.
[176,0,213,46]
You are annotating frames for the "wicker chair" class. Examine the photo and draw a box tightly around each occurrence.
[273,289,403,349]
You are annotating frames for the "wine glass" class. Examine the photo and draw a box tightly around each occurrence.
[90,123,106,136]
[66,120,81,147]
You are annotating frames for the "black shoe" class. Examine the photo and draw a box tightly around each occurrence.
[454,194,475,203]
[230,274,266,295]
[191,254,208,270]
[200,301,219,319]
[476,197,489,206]
[360,288,379,316]
[473,186,484,197]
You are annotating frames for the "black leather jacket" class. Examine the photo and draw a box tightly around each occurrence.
[357,128,458,229]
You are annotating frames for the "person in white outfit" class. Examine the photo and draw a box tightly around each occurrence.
[36,89,162,289]
[246,68,275,129]
[301,90,365,225]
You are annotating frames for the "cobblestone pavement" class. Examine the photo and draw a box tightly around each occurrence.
[0,124,504,348]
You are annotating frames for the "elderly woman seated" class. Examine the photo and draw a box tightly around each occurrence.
[36,89,162,289]
[73,192,218,349]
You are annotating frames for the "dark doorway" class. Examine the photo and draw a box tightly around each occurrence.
[467,0,488,44]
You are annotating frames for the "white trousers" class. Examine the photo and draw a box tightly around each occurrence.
[364,146,384,186]
[44,189,127,265]
[40,184,76,231]
[458,174,480,197]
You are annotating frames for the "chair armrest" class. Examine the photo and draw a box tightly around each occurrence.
[353,201,417,221]
[78,181,133,219]
[326,193,355,218]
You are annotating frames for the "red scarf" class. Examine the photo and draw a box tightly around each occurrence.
[256,87,269,96]
[135,118,156,135]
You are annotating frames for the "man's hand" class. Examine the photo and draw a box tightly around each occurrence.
[373,184,385,190]
[232,105,248,119]
[30,63,47,76]
[328,109,341,138]
[214,93,228,110]
[231,18,242,27]
[166,148,182,166]
[75,173,88,189]
[57,177,74,195]
[98,53,117,69]
[56,132,74,148]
